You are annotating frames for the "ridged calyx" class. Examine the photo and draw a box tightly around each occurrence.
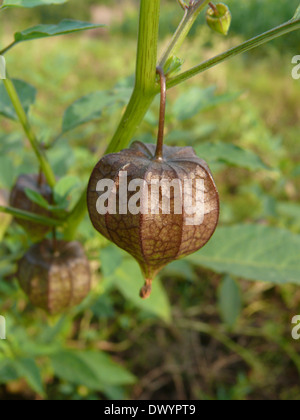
[87,141,219,298]
[206,3,232,36]
[17,240,91,315]
[10,174,52,240]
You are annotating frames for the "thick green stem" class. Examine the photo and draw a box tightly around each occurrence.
[0,205,62,227]
[66,0,161,238]
[105,0,160,154]
[167,18,300,89]
[105,89,155,154]
[2,78,56,188]
[159,0,210,68]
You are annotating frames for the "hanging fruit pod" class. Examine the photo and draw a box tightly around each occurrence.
[87,67,219,298]
[10,173,53,240]
[17,240,91,315]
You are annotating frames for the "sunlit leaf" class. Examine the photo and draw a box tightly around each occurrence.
[188,225,300,285]
[14,20,104,43]
[62,88,131,133]
[194,142,269,171]
[1,0,67,9]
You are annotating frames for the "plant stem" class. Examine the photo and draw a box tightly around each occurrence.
[155,67,167,160]
[158,0,210,68]
[178,0,187,11]
[2,78,56,188]
[105,0,161,154]
[0,41,17,56]
[64,187,87,240]
[105,89,155,154]
[208,2,219,15]
[67,0,161,238]
[167,18,300,89]
[0,205,62,227]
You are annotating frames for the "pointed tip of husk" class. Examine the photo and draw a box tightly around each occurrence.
[139,278,153,299]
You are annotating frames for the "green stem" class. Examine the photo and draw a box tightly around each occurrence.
[67,0,161,238]
[105,89,155,154]
[0,205,62,227]
[2,78,56,188]
[64,187,87,240]
[167,18,300,89]
[158,0,210,68]
[105,0,160,154]
[0,41,17,56]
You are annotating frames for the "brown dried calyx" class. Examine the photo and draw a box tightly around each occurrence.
[88,142,219,299]
[87,67,219,299]
[17,240,91,315]
[10,173,53,240]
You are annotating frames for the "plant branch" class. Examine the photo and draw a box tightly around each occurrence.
[105,0,161,154]
[2,78,56,188]
[0,205,62,227]
[158,0,210,68]
[0,41,17,56]
[167,18,300,89]
[64,187,87,240]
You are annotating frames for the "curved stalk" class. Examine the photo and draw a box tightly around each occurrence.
[155,67,167,161]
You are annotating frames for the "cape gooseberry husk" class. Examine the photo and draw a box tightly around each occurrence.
[87,141,220,299]
[206,3,232,36]
[17,240,91,315]
[10,174,52,240]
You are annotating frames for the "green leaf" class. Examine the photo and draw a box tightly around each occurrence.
[194,142,269,171]
[292,4,300,20]
[1,0,67,8]
[1,0,66,7]
[218,275,242,328]
[24,188,50,210]
[100,245,123,278]
[13,20,105,44]
[79,352,136,387]
[13,358,44,396]
[53,175,80,206]
[62,89,131,133]
[0,361,19,383]
[172,86,240,121]
[187,225,300,285]
[0,79,36,120]
[51,350,135,391]
[51,350,102,390]
[112,259,172,323]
